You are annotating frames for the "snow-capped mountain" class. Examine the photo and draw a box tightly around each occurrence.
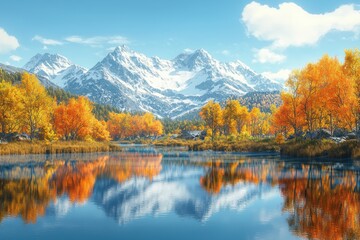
[23,47,282,118]
[23,53,87,88]
[0,62,56,88]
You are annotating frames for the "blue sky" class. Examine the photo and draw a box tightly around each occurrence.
[0,0,359,81]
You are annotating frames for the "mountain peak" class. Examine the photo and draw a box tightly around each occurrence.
[174,48,214,70]
[23,53,82,87]
[22,48,283,119]
[24,53,72,72]
[113,45,131,54]
[105,45,141,64]
[194,48,210,55]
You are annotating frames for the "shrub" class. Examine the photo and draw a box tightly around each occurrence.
[275,134,285,144]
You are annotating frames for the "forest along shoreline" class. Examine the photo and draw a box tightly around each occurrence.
[2,49,360,158]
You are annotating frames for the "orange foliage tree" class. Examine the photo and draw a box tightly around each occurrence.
[54,96,110,141]
[107,112,163,140]
[274,51,359,137]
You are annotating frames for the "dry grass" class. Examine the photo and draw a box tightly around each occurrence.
[188,138,279,152]
[153,139,202,147]
[327,140,360,158]
[280,140,333,158]
[0,141,121,155]
[153,137,279,152]
[280,139,360,158]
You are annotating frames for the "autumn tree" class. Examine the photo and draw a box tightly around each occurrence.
[91,120,111,141]
[223,100,250,136]
[0,80,23,134]
[273,70,304,137]
[199,100,223,141]
[323,56,356,132]
[297,63,322,133]
[343,49,360,130]
[273,51,359,137]
[107,112,163,140]
[107,112,131,139]
[223,100,240,135]
[19,73,54,139]
[140,112,163,136]
[249,107,261,137]
[54,97,94,140]
[295,55,352,133]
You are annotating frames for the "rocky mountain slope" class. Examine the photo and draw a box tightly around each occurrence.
[23,46,282,118]
[0,62,56,88]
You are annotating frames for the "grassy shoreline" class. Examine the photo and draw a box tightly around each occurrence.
[0,141,121,155]
[153,138,280,153]
[280,139,360,159]
[2,138,359,159]
[154,138,360,159]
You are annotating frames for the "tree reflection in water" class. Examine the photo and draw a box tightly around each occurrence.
[0,153,360,240]
[279,165,360,240]
[200,159,360,239]
[0,153,162,223]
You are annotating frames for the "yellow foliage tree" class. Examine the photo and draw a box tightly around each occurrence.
[91,120,111,141]
[199,100,223,141]
[19,73,54,139]
[223,100,241,135]
[343,49,360,130]
[249,107,261,137]
[0,80,23,134]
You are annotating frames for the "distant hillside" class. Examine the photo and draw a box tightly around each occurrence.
[237,91,281,112]
[0,68,22,84]
[178,91,282,120]
[0,66,119,121]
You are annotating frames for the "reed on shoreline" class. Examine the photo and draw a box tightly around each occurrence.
[280,139,360,158]
[0,141,121,155]
[153,138,280,152]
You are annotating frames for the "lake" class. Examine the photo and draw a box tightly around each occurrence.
[0,145,359,240]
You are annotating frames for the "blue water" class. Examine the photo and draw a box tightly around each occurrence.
[0,147,359,240]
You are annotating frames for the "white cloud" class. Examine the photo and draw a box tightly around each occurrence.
[65,35,129,47]
[262,69,291,84]
[0,28,19,54]
[253,48,286,63]
[221,50,230,56]
[183,48,194,53]
[106,47,116,51]
[242,2,360,48]
[32,35,63,45]
[10,55,22,62]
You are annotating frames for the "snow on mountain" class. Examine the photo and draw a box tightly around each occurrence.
[24,46,283,118]
[0,62,57,88]
[23,53,87,88]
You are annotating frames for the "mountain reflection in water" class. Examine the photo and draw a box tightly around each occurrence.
[0,150,360,240]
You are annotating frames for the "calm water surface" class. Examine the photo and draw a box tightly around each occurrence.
[0,146,359,240]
